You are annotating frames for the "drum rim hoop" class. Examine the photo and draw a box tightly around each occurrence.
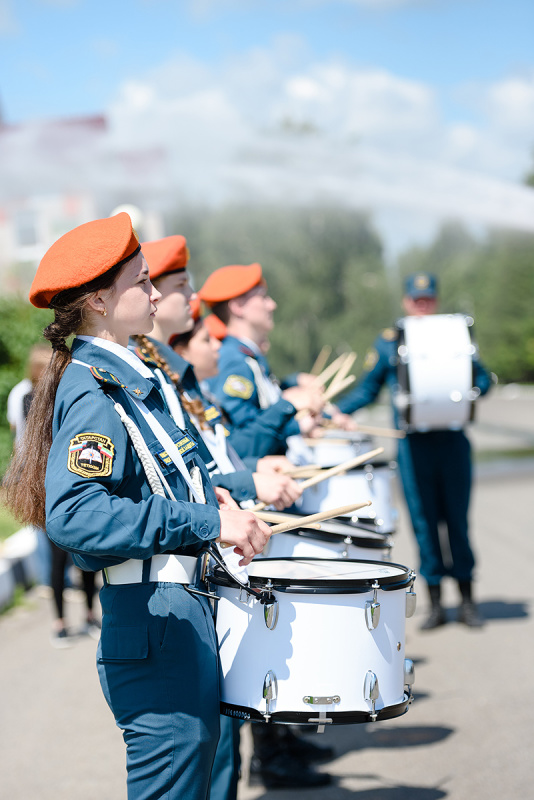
[220,693,411,724]
[209,557,413,593]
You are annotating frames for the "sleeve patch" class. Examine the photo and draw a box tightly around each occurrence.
[381,328,398,341]
[223,375,254,399]
[363,348,379,371]
[68,433,115,478]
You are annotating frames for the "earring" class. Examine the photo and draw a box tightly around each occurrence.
[102,308,107,317]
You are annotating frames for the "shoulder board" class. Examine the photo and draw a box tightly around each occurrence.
[239,345,257,358]
[133,346,158,368]
[89,367,125,388]
[381,328,397,341]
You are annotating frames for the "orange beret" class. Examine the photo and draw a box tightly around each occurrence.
[203,313,227,341]
[142,235,189,280]
[190,295,201,321]
[198,263,263,305]
[29,212,139,308]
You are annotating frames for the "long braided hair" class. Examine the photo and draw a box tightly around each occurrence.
[132,335,209,429]
[3,261,129,529]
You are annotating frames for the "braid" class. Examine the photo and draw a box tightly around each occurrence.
[133,335,209,429]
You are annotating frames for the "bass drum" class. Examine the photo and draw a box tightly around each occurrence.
[297,462,398,534]
[261,518,393,562]
[209,558,416,726]
[396,313,481,432]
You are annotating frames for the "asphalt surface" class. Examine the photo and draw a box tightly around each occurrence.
[1,387,533,800]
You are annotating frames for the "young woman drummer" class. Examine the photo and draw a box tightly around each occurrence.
[137,234,302,512]
[4,213,271,800]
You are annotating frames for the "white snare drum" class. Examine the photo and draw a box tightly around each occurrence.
[297,462,398,534]
[262,519,393,562]
[209,558,416,725]
[396,314,480,432]
[295,431,375,468]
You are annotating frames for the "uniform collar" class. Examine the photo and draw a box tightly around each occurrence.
[72,336,156,400]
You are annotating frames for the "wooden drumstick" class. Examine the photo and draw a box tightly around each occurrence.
[352,423,406,439]
[252,511,321,529]
[326,351,357,394]
[311,352,349,389]
[249,446,384,512]
[322,374,356,404]
[219,501,373,547]
[268,502,372,535]
[296,446,384,491]
[310,345,332,376]
[282,464,322,478]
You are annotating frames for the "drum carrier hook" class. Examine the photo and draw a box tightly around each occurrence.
[204,544,279,629]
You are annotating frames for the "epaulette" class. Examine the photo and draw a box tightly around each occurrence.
[133,346,159,368]
[239,344,257,358]
[89,366,125,388]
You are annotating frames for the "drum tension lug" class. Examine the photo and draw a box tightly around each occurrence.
[262,670,277,721]
[364,670,380,721]
[365,581,381,631]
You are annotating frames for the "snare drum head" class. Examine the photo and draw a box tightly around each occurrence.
[247,557,407,584]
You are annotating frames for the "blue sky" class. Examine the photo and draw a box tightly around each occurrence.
[1,0,534,255]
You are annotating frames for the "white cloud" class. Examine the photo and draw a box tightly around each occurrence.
[2,40,534,257]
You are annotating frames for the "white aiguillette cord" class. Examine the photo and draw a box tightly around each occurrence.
[71,352,205,504]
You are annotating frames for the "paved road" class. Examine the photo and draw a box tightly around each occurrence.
[1,392,533,800]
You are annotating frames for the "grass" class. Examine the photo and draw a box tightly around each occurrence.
[0,500,22,542]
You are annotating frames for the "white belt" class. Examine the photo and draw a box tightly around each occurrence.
[104,554,198,585]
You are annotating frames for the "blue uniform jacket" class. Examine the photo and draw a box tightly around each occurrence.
[206,335,299,458]
[337,326,492,420]
[46,338,221,572]
[137,338,258,504]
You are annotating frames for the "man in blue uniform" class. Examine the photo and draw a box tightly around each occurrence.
[337,273,492,629]
[198,263,324,460]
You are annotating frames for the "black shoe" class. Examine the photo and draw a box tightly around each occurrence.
[249,753,332,789]
[458,601,484,628]
[280,732,335,763]
[420,605,446,630]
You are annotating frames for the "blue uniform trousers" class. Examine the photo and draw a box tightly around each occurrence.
[97,581,220,800]
[398,431,475,586]
[208,717,242,800]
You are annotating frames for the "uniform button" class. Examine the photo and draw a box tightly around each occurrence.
[200,526,209,536]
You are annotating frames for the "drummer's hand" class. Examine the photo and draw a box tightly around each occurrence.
[217,510,272,566]
[295,372,317,388]
[297,412,323,436]
[283,386,324,415]
[255,455,294,474]
[213,486,240,510]
[330,408,357,431]
[253,473,302,511]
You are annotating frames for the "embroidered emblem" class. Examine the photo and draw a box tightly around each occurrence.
[156,434,196,466]
[68,433,114,478]
[223,375,254,399]
[382,328,397,341]
[363,348,379,371]
[415,274,430,290]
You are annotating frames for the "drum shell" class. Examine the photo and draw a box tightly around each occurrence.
[396,313,477,432]
[211,558,413,723]
[261,522,393,562]
[297,463,398,534]
[300,432,374,468]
